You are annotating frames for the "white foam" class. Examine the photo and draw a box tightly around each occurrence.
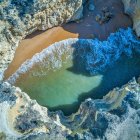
[6,28,140,84]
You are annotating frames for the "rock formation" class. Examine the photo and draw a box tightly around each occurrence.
[122,0,140,37]
[0,77,140,139]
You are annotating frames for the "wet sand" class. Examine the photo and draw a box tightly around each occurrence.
[4,27,78,79]
[4,0,132,79]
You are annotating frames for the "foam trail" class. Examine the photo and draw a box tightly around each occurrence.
[6,28,140,84]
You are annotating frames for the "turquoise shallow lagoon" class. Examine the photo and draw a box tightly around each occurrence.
[15,52,140,115]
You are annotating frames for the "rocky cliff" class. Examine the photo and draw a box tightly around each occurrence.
[0,77,140,140]
[122,0,140,37]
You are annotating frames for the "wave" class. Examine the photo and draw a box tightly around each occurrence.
[6,28,140,84]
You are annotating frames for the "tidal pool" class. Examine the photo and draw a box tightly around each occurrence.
[14,52,140,115]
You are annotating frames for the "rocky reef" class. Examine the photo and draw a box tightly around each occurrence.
[122,0,140,37]
[0,0,140,140]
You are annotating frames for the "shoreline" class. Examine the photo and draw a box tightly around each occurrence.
[4,27,78,80]
[4,0,132,79]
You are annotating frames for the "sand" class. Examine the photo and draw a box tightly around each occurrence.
[4,0,132,79]
[4,27,78,79]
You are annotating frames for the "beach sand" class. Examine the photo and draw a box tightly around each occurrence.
[4,0,132,79]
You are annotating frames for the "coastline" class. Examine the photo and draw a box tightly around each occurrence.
[1,0,140,139]
[4,27,78,79]
[4,0,132,79]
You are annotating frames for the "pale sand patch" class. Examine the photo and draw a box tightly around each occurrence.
[8,94,24,134]
[0,102,21,137]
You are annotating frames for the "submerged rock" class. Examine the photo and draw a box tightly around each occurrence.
[95,7,113,24]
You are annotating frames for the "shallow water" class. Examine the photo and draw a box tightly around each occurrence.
[15,53,140,115]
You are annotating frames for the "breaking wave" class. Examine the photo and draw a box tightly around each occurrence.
[6,28,140,84]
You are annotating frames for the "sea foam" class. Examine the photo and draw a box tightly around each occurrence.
[6,28,140,84]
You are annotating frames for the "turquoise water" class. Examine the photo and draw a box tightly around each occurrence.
[15,53,140,115]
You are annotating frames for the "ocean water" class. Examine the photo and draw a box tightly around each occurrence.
[14,52,140,115]
[7,28,140,115]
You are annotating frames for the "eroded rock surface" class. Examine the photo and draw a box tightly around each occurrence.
[0,77,140,139]
[122,0,140,37]
[0,0,83,81]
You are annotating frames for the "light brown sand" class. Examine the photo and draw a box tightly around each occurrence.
[4,27,78,79]
[4,0,132,79]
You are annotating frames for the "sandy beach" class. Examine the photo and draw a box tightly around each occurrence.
[4,27,78,79]
[4,0,132,79]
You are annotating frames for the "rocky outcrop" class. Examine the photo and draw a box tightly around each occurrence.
[0,77,140,139]
[65,78,140,140]
[0,82,70,139]
[122,0,140,37]
[0,0,83,81]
